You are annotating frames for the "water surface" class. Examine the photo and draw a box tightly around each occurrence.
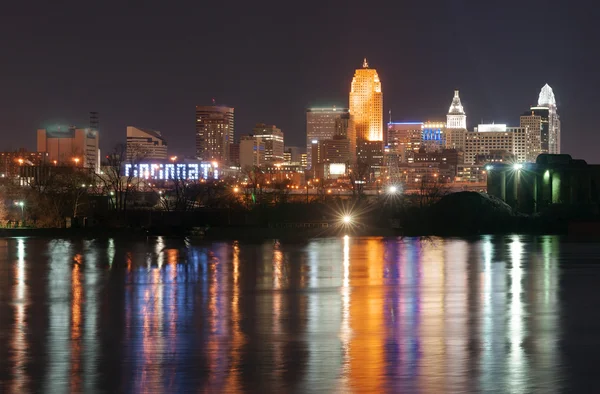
[0,235,599,393]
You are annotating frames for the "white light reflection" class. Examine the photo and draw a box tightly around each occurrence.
[11,238,28,393]
[338,235,352,392]
[45,240,73,394]
[107,238,115,268]
[83,240,99,393]
[507,234,527,393]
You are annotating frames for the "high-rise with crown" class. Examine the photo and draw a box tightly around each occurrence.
[349,58,383,162]
[447,90,467,129]
[445,90,467,152]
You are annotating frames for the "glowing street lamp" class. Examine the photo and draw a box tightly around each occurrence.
[17,158,24,165]
[513,163,523,171]
[387,185,398,194]
[14,201,24,222]
[170,156,177,162]
[342,215,352,224]
[73,157,80,166]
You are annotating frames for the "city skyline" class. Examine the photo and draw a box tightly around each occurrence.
[0,1,592,162]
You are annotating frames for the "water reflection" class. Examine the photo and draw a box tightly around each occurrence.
[0,235,577,392]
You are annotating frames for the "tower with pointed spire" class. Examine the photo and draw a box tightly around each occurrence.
[446,90,467,129]
[348,58,383,146]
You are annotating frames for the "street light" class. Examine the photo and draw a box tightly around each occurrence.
[388,185,398,194]
[170,156,177,162]
[73,157,80,166]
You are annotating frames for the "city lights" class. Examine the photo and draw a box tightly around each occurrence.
[342,215,352,224]
[513,163,523,170]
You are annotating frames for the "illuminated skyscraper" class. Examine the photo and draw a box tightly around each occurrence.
[195,105,234,164]
[446,90,466,129]
[522,84,560,154]
[349,58,383,160]
[445,90,467,153]
[306,107,349,168]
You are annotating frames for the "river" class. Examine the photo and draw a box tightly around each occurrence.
[0,235,599,393]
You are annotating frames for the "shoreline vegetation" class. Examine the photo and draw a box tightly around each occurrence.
[1,192,599,239]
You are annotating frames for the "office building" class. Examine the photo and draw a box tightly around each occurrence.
[37,126,99,172]
[284,146,304,165]
[239,135,265,168]
[387,122,423,161]
[126,126,167,160]
[349,58,383,160]
[306,107,349,167]
[464,124,535,165]
[229,143,240,167]
[252,123,284,163]
[195,105,234,164]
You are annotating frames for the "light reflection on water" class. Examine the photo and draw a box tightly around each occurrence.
[1,234,597,393]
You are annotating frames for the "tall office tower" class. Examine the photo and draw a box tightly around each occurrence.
[387,122,423,162]
[306,107,349,168]
[349,58,383,161]
[252,123,284,163]
[445,90,467,152]
[126,126,168,160]
[522,84,560,154]
[37,126,100,172]
[195,105,234,163]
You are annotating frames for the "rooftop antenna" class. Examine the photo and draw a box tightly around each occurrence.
[212,98,216,106]
[389,109,392,124]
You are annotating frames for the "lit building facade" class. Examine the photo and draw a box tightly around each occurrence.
[306,107,349,168]
[421,122,446,152]
[37,126,100,172]
[126,126,167,160]
[252,123,284,163]
[0,150,48,178]
[465,124,535,165]
[239,135,265,169]
[195,105,234,164]
[387,122,423,161]
[349,58,383,158]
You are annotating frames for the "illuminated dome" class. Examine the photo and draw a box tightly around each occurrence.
[448,90,465,115]
[538,84,556,107]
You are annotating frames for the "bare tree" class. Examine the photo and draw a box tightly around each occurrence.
[95,143,139,212]
[242,165,265,206]
[416,174,449,208]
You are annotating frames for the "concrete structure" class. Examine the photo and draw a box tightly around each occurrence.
[239,135,265,169]
[306,107,349,167]
[252,124,284,164]
[126,126,167,160]
[37,126,99,172]
[487,154,600,213]
[195,105,234,164]
[0,149,48,178]
[349,58,383,161]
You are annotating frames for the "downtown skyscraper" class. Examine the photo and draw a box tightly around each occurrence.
[195,105,234,164]
[521,84,560,155]
[349,59,383,163]
[305,107,349,168]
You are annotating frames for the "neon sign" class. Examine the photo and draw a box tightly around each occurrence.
[124,163,218,180]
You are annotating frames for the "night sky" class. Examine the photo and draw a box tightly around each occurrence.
[1,1,597,162]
